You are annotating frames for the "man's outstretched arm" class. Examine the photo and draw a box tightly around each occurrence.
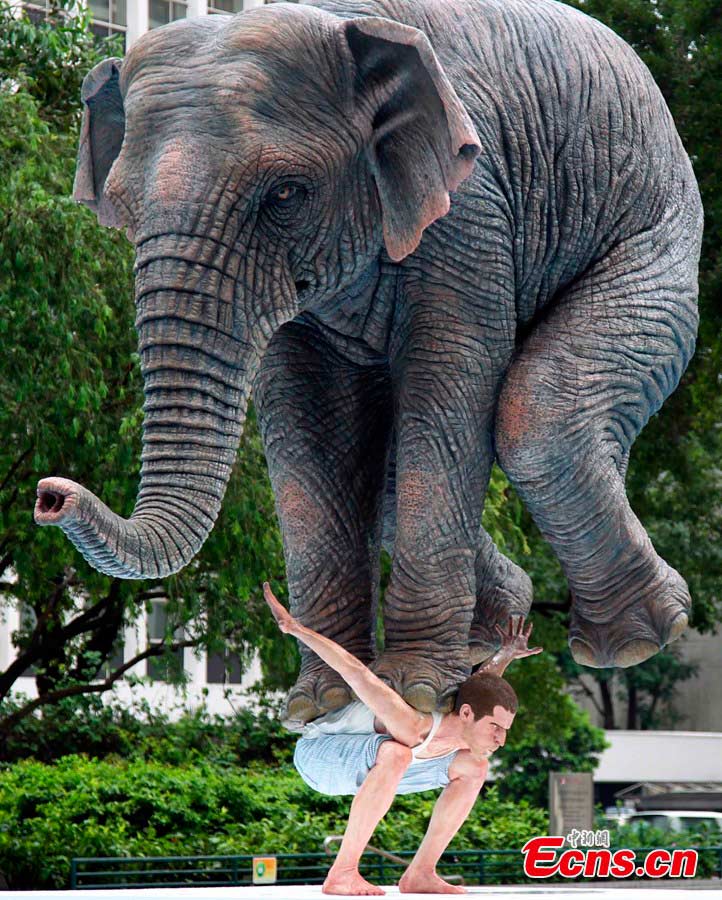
[263,582,427,745]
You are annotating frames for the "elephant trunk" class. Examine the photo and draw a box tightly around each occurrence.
[35,251,256,579]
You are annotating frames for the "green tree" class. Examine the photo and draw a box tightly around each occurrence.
[0,755,548,889]
[0,0,102,126]
[0,5,292,737]
[499,614,608,805]
[567,0,722,632]
[515,0,722,726]
[559,635,699,729]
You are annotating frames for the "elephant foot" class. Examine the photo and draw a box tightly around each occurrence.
[469,571,533,666]
[282,664,353,731]
[371,649,471,713]
[569,564,690,668]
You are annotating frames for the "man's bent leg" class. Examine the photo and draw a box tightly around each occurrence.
[399,767,486,894]
[323,740,413,896]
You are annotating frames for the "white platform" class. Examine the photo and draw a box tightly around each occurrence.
[7,885,722,899]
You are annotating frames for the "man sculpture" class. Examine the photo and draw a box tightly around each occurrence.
[264,583,541,896]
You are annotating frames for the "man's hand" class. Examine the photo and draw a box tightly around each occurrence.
[494,616,543,661]
[478,616,542,676]
[263,582,301,636]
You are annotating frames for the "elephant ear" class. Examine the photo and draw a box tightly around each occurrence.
[73,57,125,227]
[341,17,481,261]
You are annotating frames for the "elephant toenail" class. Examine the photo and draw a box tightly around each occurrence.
[285,694,320,725]
[319,686,351,710]
[569,638,599,668]
[666,612,688,644]
[613,639,659,668]
[403,683,437,712]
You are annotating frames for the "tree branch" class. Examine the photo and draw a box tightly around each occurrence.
[0,445,33,494]
[0,586,121,701]
[573,674,604,717]
[0,552,13,580]
[0,638,199,736]
[599,677,616,730]
[531,601,571,613]
[0,581,21,596]
[33,571,78,633]
[533,591,573,616]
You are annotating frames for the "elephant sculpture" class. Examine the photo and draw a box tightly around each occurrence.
[34,0,702,725]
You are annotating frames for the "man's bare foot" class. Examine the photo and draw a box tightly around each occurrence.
[323,865,385,896]
[399,867,466,894]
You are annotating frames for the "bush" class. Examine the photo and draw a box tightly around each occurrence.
[0,755,548,889]
[0,693,295,766]
[604,821,722,880]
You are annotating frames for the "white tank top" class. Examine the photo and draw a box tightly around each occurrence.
[302,701,448,764]
[410,709,444,760]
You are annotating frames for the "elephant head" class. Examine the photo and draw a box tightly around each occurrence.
[34,5,480,579]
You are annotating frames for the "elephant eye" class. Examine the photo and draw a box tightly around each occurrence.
[266,182,306,209]
[274,184,296,202]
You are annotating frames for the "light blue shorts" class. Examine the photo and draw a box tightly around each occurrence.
[293,732,457,796]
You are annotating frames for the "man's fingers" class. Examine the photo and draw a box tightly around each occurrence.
[263,582,280,610]
[263,582,287,621]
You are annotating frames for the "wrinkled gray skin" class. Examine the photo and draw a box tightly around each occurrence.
[34,0,702,725]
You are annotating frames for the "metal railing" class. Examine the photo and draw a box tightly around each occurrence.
[70,845,722,889]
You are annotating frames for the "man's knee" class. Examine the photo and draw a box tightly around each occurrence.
[375,739,413,772]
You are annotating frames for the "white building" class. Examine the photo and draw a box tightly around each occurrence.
[21,0,268,51]
[1,597,263,715]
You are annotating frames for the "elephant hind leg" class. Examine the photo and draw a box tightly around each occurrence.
[495,214,700,668]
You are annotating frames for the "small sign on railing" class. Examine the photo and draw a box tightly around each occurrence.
[252,856,277,884]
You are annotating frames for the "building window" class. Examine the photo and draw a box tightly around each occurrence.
[104,636,125,678]
[146,600,184,681]
[21,0,67,24]
[206,649,243,684]
[87,0,127,48]
[208,0,243,14]
[149,0,187,29]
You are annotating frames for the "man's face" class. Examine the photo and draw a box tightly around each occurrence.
[460,704,515,761]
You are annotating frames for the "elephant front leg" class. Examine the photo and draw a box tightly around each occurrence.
[377,301,508,711]
[382,444,533,667]
[255,319,393,727]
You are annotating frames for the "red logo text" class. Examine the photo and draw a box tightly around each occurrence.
[522,836,698,879]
